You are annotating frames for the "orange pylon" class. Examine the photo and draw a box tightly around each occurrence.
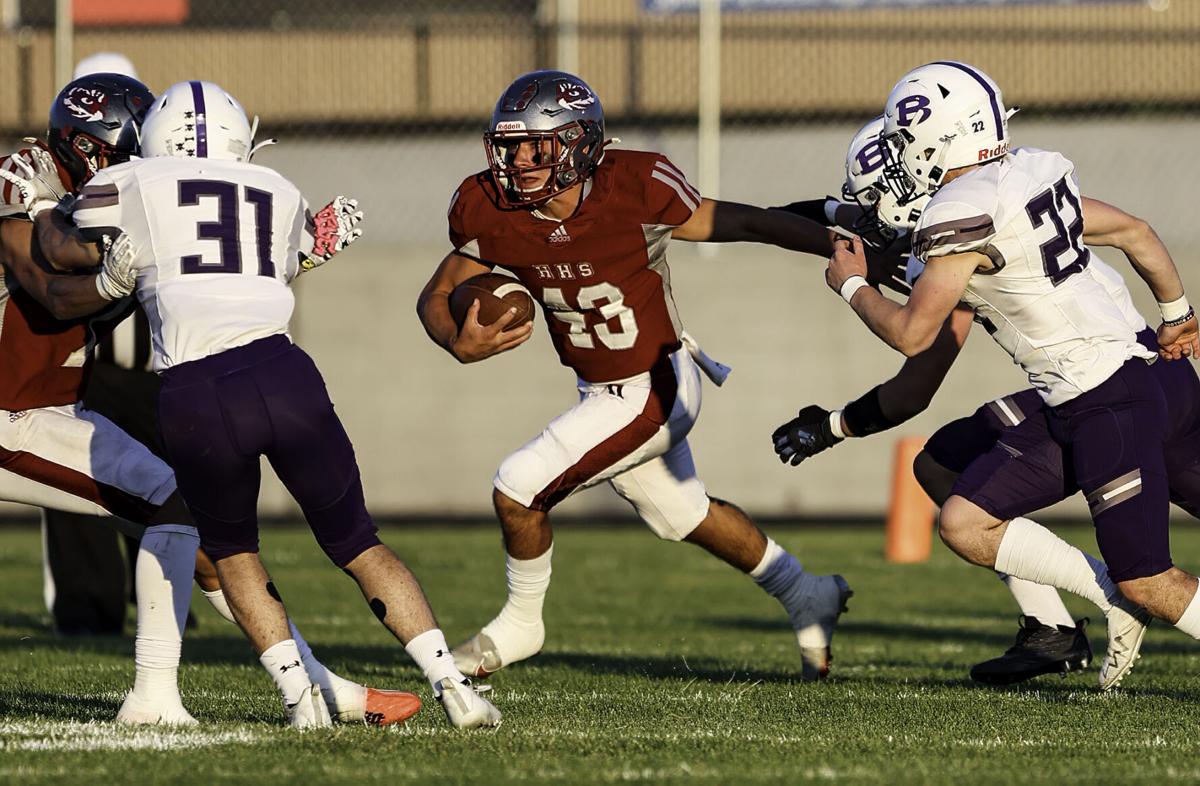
[884,436,936,563]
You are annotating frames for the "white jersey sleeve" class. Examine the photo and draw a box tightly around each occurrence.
[72,169,128,241]
[911,194,999,263]
[913,149,1153,406]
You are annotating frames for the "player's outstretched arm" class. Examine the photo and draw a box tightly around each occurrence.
[0,219,111,319]
[417,251,533,363]
[772,306,971,465]
[827,236,974,357]
[1082,196,1198,359]
[673,198,834,257]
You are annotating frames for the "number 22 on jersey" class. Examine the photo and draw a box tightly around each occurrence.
[178,179,275,276]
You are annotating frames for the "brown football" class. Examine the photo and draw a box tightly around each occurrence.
[449,272,536,331]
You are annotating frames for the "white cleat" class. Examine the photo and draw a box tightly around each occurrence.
[437,678,502,729]
[286,684,333,728]
[115,692,198,726]
[792,574,853,681]
[1099,602,1151,691]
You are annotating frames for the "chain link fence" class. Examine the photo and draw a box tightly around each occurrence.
[0,0,1196,516]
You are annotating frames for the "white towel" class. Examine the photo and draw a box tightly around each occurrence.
[680,331,731,387]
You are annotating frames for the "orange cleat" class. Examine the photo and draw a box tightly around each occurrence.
[362,688,422,727]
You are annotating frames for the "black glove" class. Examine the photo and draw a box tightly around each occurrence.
[771,405,843,466]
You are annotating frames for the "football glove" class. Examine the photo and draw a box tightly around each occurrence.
[0,144,68,218]
[302,196,364,272]
[772,405,843,466]
[95,232,137,301]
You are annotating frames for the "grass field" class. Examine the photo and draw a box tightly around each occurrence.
[2,522,1199,784]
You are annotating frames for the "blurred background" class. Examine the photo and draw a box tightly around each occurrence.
[0,0,1195,521]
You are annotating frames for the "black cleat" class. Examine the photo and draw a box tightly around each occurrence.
[970,615,1092,686]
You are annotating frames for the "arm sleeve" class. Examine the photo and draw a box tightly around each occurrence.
[911,199,998,262]
[644,155,701,227]
[768,197,835,227]
[71,169,125,242]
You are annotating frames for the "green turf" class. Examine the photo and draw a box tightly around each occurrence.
[2,523,1199,785]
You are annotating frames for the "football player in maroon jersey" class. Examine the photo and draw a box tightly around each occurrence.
[419,70,872,681]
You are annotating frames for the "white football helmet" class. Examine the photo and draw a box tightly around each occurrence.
[139,80,257,161]
[841,115,928,246]
[880,61,1012,205]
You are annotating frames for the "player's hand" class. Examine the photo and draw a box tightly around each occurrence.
[0,145,67,218]
[772,405,843,466]
[95,232,137,301]
[825,235,869,294]
[450,299,534,363]
[1157,314,1200,361]
[303,196,364,271]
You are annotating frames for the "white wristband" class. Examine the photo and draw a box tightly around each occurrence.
[828,409,847,439]
[28,198,56,218]
[1159,294,1190,323]
[839,275,869,304]
[823,198,841,225]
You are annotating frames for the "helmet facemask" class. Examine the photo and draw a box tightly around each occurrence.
[485,120,604,208]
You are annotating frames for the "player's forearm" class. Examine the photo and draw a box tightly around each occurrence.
[44,274,111,319]
[678,200,833,256]
[1120,223,1185,306]
[416,289,460,355]
[847,287,940,357]
[34,210,102,271]
[873,309,970,424]
[718,201,832,256]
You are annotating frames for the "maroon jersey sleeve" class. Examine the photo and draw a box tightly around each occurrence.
[643,154,701,227]
[447,176,480,258]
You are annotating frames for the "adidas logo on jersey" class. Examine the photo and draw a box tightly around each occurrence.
[547,224,571,244]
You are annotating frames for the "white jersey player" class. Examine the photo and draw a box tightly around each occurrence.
[827,60,1200,685]
[70,155,310,370]
[30,80,501,729]
[909,147,1154,405]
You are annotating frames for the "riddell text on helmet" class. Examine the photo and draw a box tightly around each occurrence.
[978,142,1011,161]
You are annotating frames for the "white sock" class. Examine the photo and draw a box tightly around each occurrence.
[997,572,1076,629]
[289,620,365,717]
[995,517,1124,613]
[480,545,552,661]
[129,524,198,702]
[260,639,312,708]
[751,538,830,647]
[1173,586,1200,638]
[204,587,365,716]
[405,628,465,694]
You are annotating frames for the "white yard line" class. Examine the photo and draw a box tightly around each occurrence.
[0,720,259,752]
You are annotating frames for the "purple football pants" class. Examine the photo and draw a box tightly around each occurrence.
[929,330,1200,582]
[157,335,381,566]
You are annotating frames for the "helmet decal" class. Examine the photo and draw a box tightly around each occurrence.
[933,60,1003,140]
[855,139,885,175]
[63,87,110,124]
[554,80,595,112]
[895,95,931,127]
[502,80,540,112]
[188,81,208,158]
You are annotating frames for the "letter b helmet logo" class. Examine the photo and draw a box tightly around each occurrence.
[896,95,932,127]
